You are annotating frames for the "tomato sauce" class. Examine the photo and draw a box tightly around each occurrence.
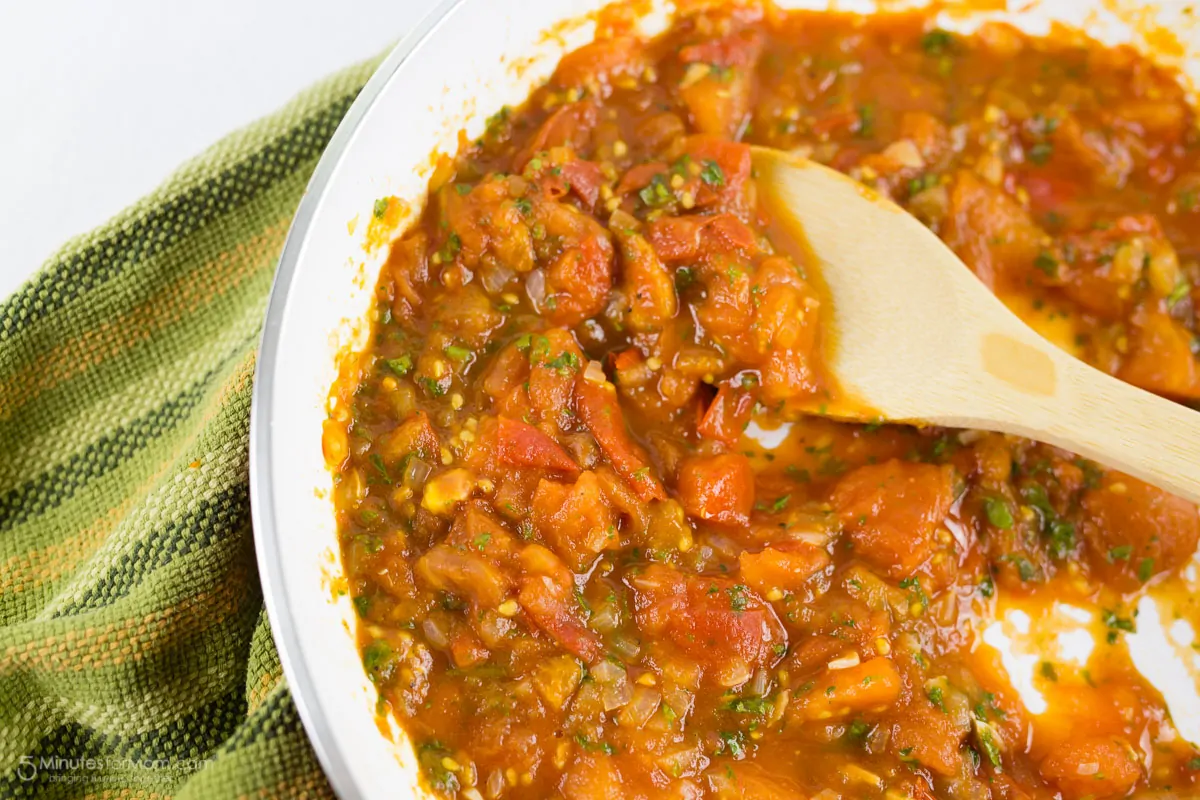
[324,3,1200,798]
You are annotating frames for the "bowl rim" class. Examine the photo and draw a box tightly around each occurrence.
[248,1,466,797]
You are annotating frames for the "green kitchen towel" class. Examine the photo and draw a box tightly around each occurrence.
[0,53,386,799]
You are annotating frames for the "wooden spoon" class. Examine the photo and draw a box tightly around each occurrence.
[751,146,1200,504]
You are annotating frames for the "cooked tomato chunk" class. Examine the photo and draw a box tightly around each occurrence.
[631,564,785,685]
[532,472,618,571]
[832,459,955,579]
[676,453,755,526]
[1040,736,1141,799]
[1079,471,1200,589]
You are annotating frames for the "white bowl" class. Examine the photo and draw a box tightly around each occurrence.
[249,1,1200,797]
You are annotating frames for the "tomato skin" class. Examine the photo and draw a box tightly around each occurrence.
[497,416,580,476]
[575,376,667,502]
[832,459,955,579]
[645,213,757,264]
[677,453,756,526]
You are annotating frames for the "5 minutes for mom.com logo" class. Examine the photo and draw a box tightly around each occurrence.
[16,755,214,783]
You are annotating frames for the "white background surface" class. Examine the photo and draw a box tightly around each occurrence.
[0,0,439,301]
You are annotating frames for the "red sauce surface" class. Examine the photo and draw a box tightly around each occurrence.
[325,4,1200,798]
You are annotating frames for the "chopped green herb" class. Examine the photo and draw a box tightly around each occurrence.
[1039,661,1058,682]
[454,183,472,195]
[1138,557,1155,583]
[1107,544,1133,563]
[718,730,747,759]
[1047,520,1076,559]
[386,355,413,376]
[1028,142,1053,165]
[1033,251,1059,277]
[368,453,391,484]
[675,266,696,291]
[362,640,393,671]
[1167,280,1191,309]
[639,175,674,207]
[700,160,726,187]
[979,574,995,598]
[847,719,871,742]
[373,197,390,219]
[444,344,472,362]
[984,496,1014,529]
[857,103,876,138]
[976,723,1003,767]
[724,696,774,715]
[573,732,615,755]
[727,584,749,613]
[920,29,954,56]
[927,685,946,712]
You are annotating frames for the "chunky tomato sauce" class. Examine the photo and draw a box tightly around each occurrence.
[324,4,1200,798]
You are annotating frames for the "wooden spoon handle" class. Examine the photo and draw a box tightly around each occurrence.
[981,349,1200,504]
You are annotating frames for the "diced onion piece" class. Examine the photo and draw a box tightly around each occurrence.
[584,359,608,384]
[617,686,661,728]
[589,600,621,633]
[827,652,862,670]
[841,764,884,789]
[590,660,633,711]
[611,633,642,661]
[422,616,450,649]
[403,456,433,489]
[1075,762,1101,776]
[749,668,770,697]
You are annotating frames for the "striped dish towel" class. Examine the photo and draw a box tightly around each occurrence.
[0,55,384,799]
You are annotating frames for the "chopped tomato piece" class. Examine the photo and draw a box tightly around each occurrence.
[415,544,513,610]
[789,657,903,721]
[943,170,1045,289]
[518,574,604,663]
[532,472,619,571]
[630,564,786,684]
[681,136,752,207]
[706,762,806,800]
[696,385,756,445]
[611,214,678,332]
[552,36,648,91]
[527,328,585,430]
[1080,471,1200,590]
[645,213,758,264]
[557,158,605,207]
[575,375,666,502]
[676,453,755,526]
[535,204,615,326]
[515,100,599,171]
[738,542,830,595]
[832,459,955,579]
[497,416,580,476]
[615,161,669,196]
[378,410,441,464]
[1117,309,1200,399]
[1040,736,1141,799]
